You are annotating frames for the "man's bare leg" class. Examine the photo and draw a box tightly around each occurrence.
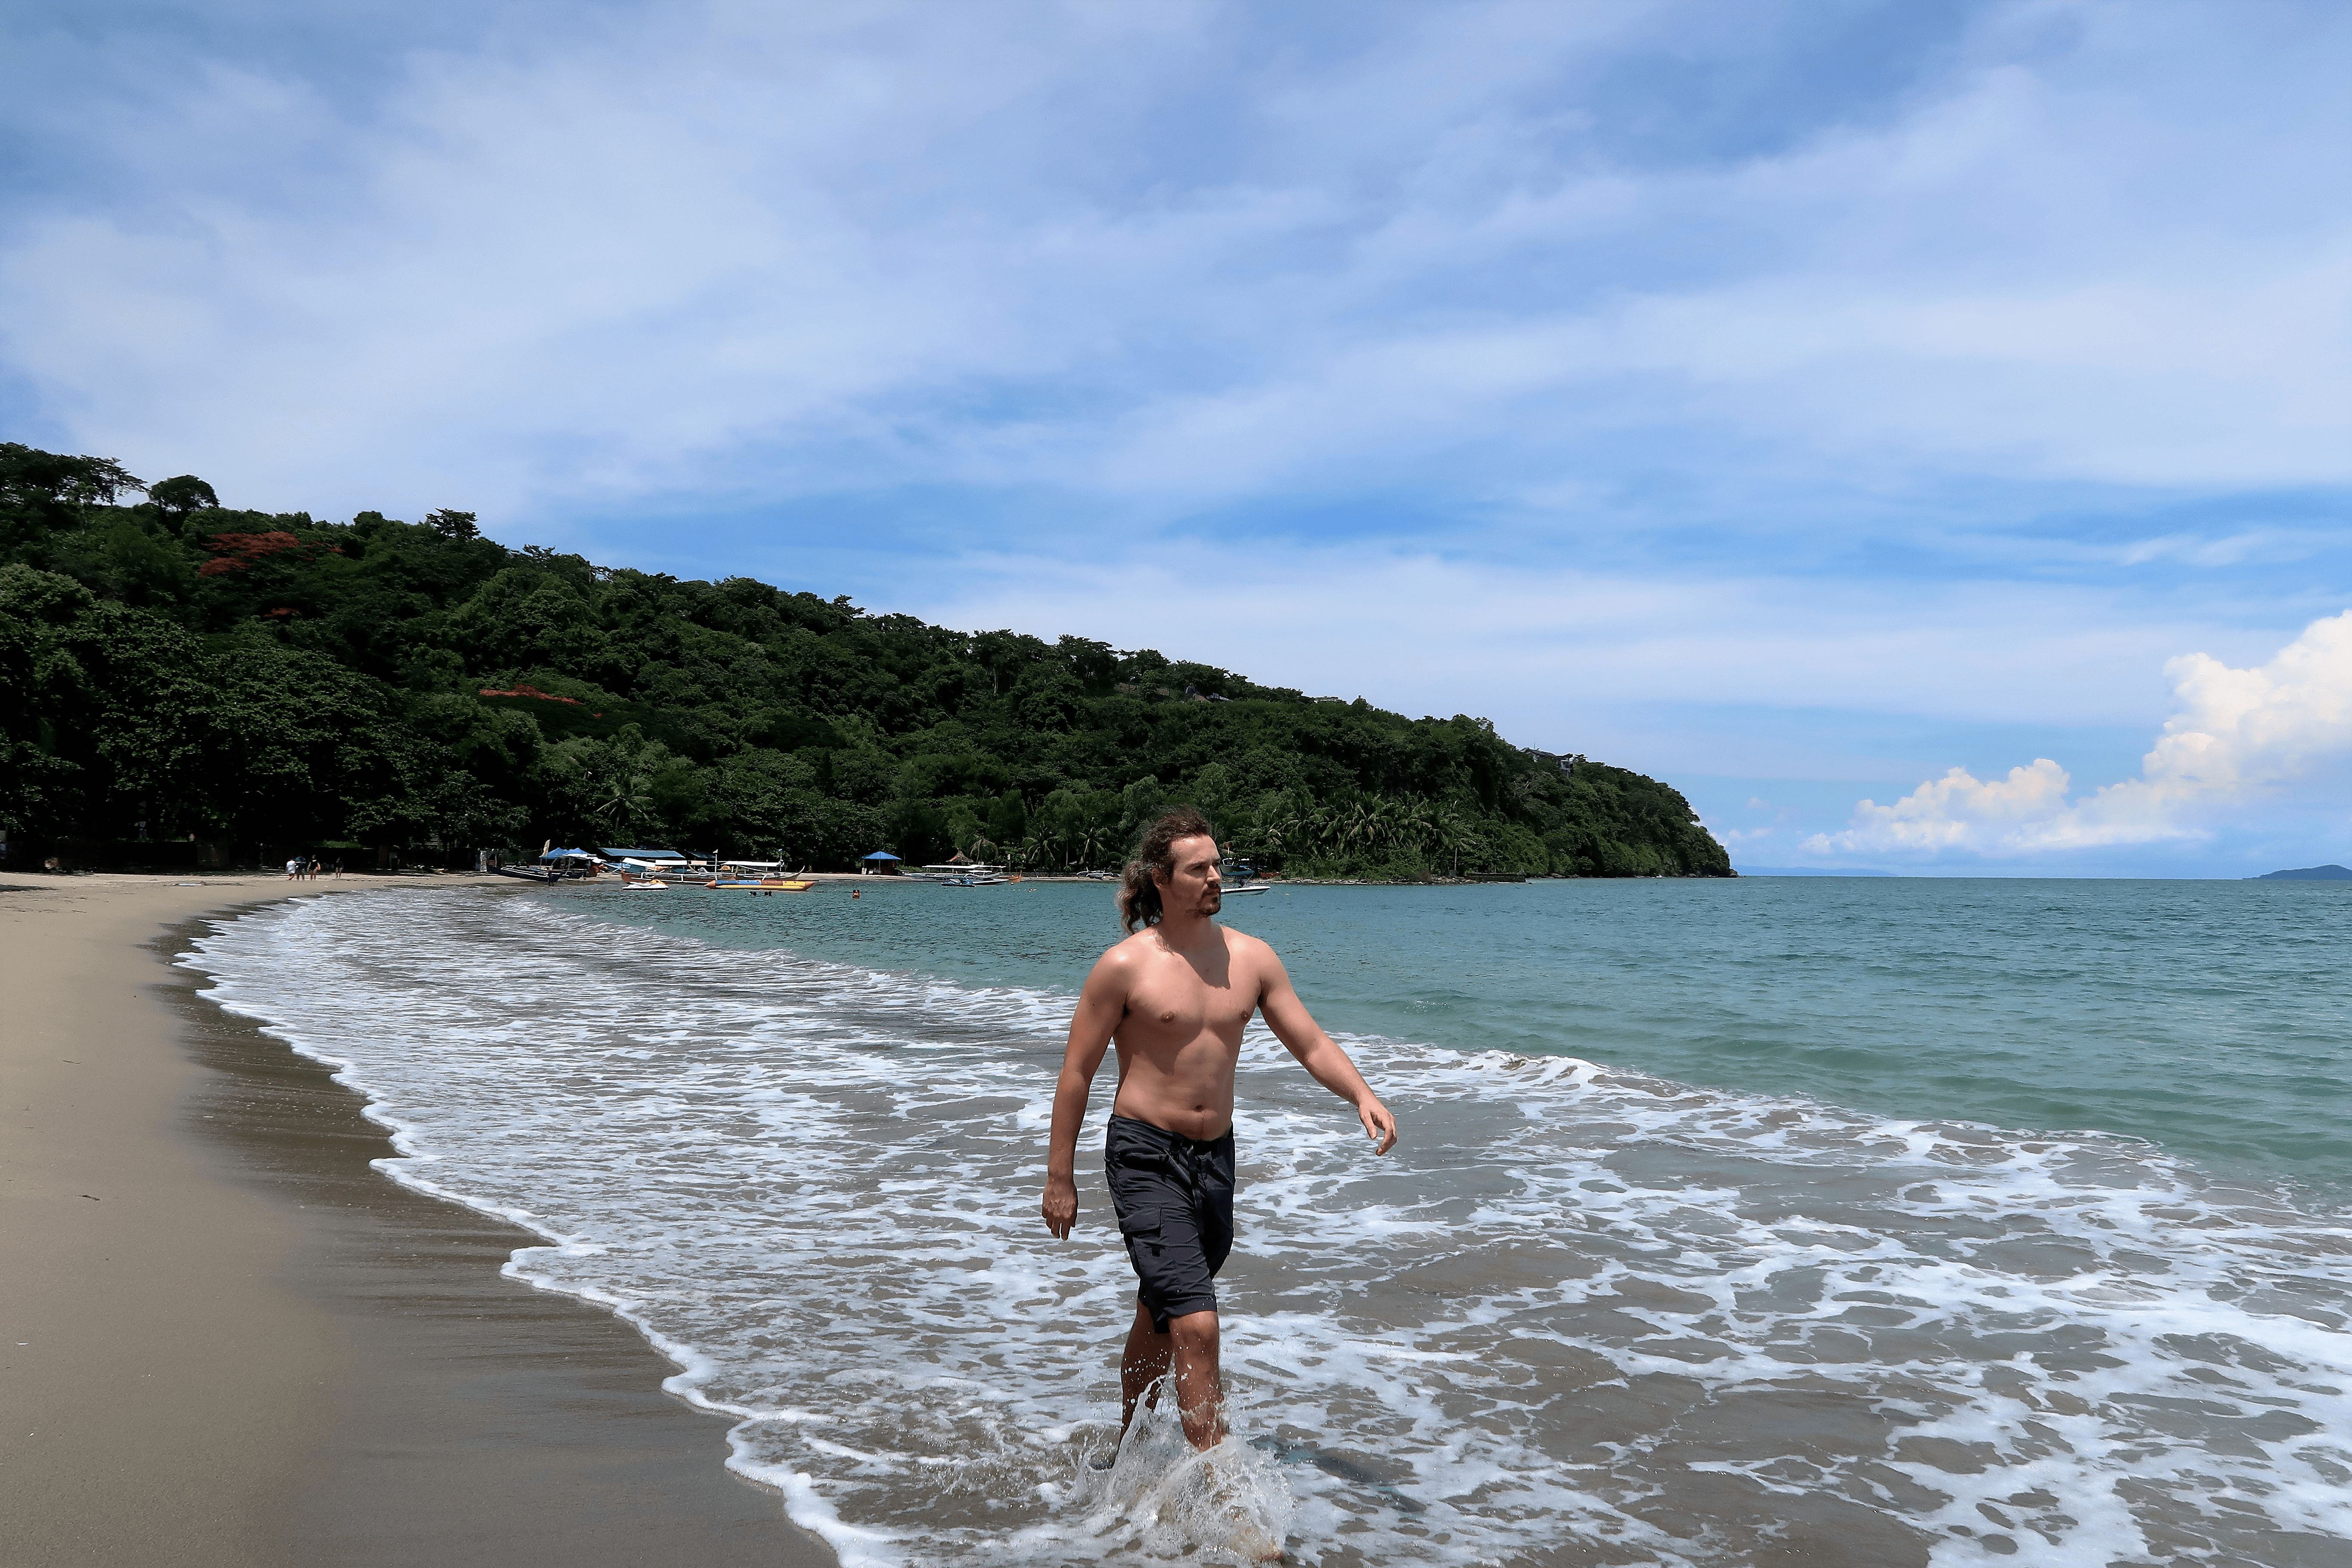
[1120,1302,1226,1451]
[1168,1309,1227,1449]
[1119,1301,1172,1435]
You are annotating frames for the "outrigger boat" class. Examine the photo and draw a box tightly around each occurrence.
[908,854,1007,883]
[926,857,1009,887]
[703,860,816,893]
[604,847,696,883]
[495,847,601,884]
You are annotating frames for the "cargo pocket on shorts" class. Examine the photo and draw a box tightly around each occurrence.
[1119,1208,1162,1254]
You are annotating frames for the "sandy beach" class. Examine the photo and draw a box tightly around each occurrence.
[0,873,833,1568]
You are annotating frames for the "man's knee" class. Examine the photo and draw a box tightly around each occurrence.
[1167,1308,1219,1353]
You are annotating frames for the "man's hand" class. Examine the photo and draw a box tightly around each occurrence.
[1358,1095,1399,1155]
[1041,1173,1078,1239]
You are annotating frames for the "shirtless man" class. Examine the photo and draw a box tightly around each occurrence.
[1041,808,1398,1454]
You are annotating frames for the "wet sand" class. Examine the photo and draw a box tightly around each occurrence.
[0,874,833,1567]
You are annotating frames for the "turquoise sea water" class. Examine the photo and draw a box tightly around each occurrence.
[585,876,2352,1191]
[185,877,2352,1565]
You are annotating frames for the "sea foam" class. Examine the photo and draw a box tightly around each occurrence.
[184,890,2352,1566]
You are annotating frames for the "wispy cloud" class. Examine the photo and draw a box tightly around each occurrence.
[2116,530,2321,568]
[900,545,2260,761]
[3,0,2344,523]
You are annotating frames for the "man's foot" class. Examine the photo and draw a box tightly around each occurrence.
[1214,1506,1283,1560]
[1202,1452,1285,1562]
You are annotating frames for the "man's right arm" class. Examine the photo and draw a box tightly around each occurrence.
[1041,954,1127,1239]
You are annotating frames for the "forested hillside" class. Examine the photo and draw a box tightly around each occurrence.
[0,444,1732,877]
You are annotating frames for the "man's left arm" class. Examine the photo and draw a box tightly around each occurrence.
[1254,947,1398,1154]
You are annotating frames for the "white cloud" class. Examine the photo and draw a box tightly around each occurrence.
[2119,530,2310,568]
[6,0,2346,878]
[892,542,2272,772]
[0,0,2344,520]
[1808,610,2352,855]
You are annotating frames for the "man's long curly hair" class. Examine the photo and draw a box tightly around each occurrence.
[1117,807,1216,933]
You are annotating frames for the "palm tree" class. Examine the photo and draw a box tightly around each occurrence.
[596,765,657,840]
[1431,804,1486,876]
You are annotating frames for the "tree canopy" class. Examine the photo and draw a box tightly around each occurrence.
[0,443,1732,877]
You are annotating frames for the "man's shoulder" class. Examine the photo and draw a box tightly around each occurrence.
[1219,925,1282,966]
[1092,930,1158,970]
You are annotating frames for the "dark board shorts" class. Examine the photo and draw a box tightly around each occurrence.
[1105,1114,1235,1332]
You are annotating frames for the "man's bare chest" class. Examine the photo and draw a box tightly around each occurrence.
[1122,968,1259,1037]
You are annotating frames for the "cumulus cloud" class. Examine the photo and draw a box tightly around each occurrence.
[1808,611,2352,855]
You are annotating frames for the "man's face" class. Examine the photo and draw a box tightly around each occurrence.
[1158,834,1223,916]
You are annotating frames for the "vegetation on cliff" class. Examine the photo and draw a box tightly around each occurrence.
[0,443,1732,876]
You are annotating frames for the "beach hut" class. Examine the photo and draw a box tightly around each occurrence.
[601,846,690,873]
[859,850,903,876]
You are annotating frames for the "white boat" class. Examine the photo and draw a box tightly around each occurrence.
[623,879,669,890]
[605,848,696,877]
[1219,860,1272,894]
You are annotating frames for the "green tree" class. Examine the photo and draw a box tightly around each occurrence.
[0,442,1734,878]
[147,475,220,532]
[986,787,1028,845]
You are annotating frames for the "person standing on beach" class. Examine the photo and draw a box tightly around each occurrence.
[1041,808,1397,1455]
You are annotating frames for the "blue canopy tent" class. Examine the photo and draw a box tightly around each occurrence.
[859,850,902,876]
[507,846,600,882]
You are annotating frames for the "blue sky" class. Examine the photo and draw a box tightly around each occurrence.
[5,0,2348,875]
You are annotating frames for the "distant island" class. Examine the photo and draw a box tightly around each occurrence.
[2254,864,2352,881]
[0,443,1733,879]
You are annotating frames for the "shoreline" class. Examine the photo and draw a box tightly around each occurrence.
[1,874,832,1567]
